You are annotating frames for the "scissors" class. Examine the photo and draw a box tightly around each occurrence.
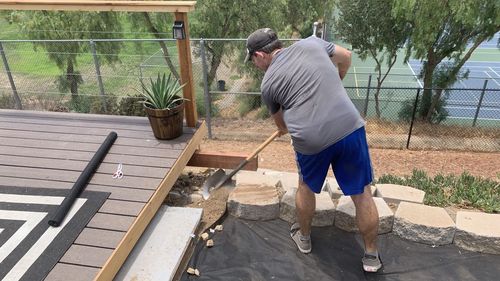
[112,163,124,179]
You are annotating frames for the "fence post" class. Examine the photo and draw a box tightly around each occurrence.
[200,38,212,139]
[363,74,372,117]
[90,40,107,112]
[472,80,488,127]
[406,88,421,149]
[0,41,22,109]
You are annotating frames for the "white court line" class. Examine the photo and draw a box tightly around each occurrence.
[406,63,423,88]
[3,198,87,281]
[489,67,500,78]
[445,106,499,111]
[484,71,500,87]
[459,80,468,88]
[0,194,64,205]
[0,210,47,264]
[0,228,3,234]
[357,79,417,84]
[353,66,360,97]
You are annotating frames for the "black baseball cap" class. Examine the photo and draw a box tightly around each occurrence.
[244,28,279,62]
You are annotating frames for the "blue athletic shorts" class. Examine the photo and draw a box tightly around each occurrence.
[295,126,373,195]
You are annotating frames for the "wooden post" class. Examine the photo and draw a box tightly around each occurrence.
[175,12,197,128]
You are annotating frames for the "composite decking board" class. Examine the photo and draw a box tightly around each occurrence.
[0,155,168,178]
[0,137,186,157]
[0,146,177,167]
[0,109,151,124]
[87,213,136,232]
[0,128,193,147]
[0,124,194,147]
[85,185,154,203]
[0,121,161,139]
[0,115,152,131]
[0,166,163,189]
[44,263,100,281]
[98,199,144,217]
[0,113,197,134]
[60,244,114,268]
[0,177,154,202]
[75,228,126,249]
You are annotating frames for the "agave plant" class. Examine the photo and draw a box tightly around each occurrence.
[140,73,186,110]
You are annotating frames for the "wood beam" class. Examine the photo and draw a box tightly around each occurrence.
[188,151,258,171]
[175,12,197,128]
[0,0,196,12]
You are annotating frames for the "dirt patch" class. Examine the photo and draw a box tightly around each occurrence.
[166,138,500,232]
[165,168,232,234]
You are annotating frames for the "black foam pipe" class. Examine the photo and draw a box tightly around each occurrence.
[48,131,118,227]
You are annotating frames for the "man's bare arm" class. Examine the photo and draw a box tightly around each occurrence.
[330,45,352,80]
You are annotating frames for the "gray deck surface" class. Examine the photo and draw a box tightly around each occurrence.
[0,109,197,280]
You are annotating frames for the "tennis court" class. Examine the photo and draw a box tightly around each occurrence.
[342,38,500,123]
[408,60,500,121]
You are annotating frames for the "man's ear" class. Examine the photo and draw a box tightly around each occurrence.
[254,51,265,58]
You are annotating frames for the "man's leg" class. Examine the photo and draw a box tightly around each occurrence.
[350,185,378,253]
[296,179,316,236]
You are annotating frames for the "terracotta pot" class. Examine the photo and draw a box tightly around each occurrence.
[144,102,184,140]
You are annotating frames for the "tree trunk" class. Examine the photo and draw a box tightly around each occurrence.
[66,59,78,98]
[142,12,180,80]
[426,88,443,122]
[375,80,382,118]
[206,44,224,88]
[420,50,437,120]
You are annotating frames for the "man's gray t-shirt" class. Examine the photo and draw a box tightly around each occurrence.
[261,36,365,155]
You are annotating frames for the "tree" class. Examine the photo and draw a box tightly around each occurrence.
[189,0,279,88]
[128,12,180,80]
[334,0,410,118]
[9,11,123,105]
[280,0,334,38]
[190,0,333,88]
[393,0,500,122]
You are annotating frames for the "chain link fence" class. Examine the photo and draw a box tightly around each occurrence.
[0,38,499,152]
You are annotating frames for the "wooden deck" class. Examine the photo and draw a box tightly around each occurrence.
[0,109,206,281]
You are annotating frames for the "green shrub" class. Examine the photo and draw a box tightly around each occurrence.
[377,169,499,213]
[238,94,261,117]
[398,96,448,124]
[196,91,219,117]
[118,94,146,116]
[0,94,14,109]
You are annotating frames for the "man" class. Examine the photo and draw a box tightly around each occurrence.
[245,28,382,273]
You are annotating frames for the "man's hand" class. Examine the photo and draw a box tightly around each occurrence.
[331,45,352,80]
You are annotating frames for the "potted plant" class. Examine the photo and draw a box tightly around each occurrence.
[140,73,186,140]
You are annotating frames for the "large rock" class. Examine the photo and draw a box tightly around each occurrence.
[325,177,377,199]
[393,202,455,245]
[313,192,336,226]
[279,189,335,227]
[334,196,393,234]
[454,211,500,254]
[235,170,280,187]
[227,184,279,220]
[375,184,425,204]
[279,189,297,224]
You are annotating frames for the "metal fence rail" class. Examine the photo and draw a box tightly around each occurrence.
[0,38,499,152]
